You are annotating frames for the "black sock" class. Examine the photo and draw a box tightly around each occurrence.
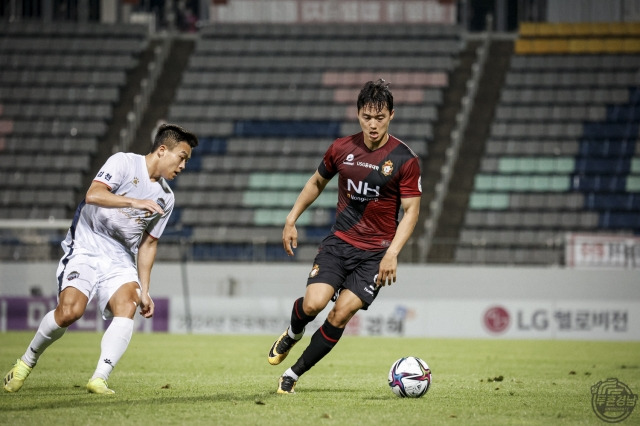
[291,319,344,377]
[290,297,316,335]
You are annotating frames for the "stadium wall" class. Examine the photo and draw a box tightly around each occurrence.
[0,262,638,341]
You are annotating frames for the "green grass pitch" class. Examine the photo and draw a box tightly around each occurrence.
[1,332,638,425]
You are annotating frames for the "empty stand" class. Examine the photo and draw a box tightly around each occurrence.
[516,22,640,54]
[0,22,149,262]
[456,23,640,266]
[167,23,462,261]
[0,22,149,221]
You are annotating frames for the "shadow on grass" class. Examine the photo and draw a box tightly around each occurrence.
[0,387,281,413]
[1,384,399,413]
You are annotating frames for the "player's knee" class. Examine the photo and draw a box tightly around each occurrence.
[302,299,327,317]
[55,304,85,327]
[327,309,353,328]
[109,297,138,318]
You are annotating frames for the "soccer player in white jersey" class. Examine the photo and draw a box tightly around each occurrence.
[3,124,198,394]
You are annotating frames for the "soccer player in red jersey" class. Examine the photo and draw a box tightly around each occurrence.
[268,79,422,394]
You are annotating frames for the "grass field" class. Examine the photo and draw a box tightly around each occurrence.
[1,332,639,425]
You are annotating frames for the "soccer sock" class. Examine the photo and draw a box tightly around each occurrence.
[291,319,344,377]
[22,310,67,368]
[91,317,134,381]
[283,368,299,381]
[289,297,316,338]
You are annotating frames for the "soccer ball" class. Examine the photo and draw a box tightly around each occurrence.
[388,356,431,398]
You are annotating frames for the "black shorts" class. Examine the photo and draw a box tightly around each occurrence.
[306,235,386,310]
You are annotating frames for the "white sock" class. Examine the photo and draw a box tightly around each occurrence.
[22,310,67,367]
[91,317,134,381]
[284,368,299,381]
[288,327,304,341]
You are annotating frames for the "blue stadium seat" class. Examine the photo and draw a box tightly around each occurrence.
[570,175,627,192]
[575,158,631,175]
[579,139,636,157]
[599,211,640,229]
[585,193,640,210]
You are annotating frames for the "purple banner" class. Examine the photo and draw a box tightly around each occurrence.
[0,296,169,332]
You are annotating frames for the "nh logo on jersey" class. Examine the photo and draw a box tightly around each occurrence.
[381,160,394,176]
[347,179,380,197]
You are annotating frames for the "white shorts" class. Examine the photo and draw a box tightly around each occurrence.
[56,250,140,320]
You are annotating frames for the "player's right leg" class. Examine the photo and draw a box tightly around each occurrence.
[269,327,306,366]
[277,290,363,394]
[3,287,87,392]
[268,284,333,365]
[3,359,33,393]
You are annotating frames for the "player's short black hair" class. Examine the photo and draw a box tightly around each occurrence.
[357,79,394,114]
[151,124,199,152]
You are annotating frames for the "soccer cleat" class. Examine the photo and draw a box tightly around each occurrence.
[268,328,301,365]
[86,377,115,394]
[3,359,33,393]
[277,375,297,394]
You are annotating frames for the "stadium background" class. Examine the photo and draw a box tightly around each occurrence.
[0,0,639,341]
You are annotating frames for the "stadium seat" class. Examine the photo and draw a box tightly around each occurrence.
[164,23,461,256]
[458,23,640,265]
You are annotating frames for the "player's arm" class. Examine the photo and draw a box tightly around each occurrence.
[85,181,165,215]
[136,231,158,318]
[376,196,421,287]
[283,170,331,256]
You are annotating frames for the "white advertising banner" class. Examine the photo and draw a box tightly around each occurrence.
[211,0,457,24]
[566,233,640,268]
[169,297,640,341]
[4,262,639,340]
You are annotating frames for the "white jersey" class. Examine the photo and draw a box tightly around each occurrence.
[62,152,174,264]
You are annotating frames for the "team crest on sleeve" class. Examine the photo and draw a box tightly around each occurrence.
[381,160,394,176]
[309,264,320,278]
[66,271,80,281]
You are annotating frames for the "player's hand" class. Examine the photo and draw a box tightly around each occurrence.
[139,292,155,318]
[132,199,165,215]
[282,223,298,256]
[376,253,397,287]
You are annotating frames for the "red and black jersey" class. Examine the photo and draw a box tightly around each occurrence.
[318,132,422,251]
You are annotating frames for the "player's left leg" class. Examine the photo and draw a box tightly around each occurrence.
[87,281,140,394]
[278,291,363,394]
